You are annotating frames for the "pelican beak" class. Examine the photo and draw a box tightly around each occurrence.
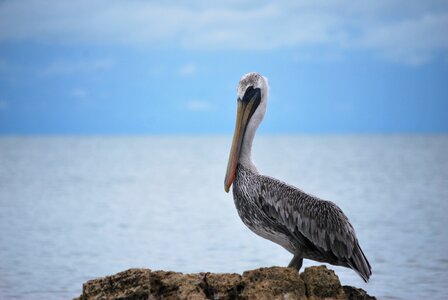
[224,87,261,192]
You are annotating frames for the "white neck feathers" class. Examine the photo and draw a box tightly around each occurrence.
[238,88,268,173]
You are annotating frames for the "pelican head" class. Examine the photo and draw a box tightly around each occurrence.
[224,72,269,192]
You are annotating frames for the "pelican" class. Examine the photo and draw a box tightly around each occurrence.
[224,72,372,282]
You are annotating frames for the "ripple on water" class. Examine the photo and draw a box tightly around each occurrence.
[0,135,447,300]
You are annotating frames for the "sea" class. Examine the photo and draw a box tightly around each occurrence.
[0,135,447,299]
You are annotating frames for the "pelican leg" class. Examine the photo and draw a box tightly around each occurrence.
[288,255,303,271]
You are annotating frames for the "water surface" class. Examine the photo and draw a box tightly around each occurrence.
[0,136,447,299]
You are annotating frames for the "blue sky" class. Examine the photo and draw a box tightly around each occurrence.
[0,1,447,134]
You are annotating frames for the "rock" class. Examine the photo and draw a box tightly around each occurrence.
[149,271,206,299]
[300,266,345,299]
[76,269,151,300]
[241,267,306,300]
[75,265,375,300]
[201,272,243,299]
[342,286,376,300]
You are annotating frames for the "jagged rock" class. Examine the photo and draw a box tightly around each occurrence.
[300,266,345,299]
[75,265,375,300]
[201,272,243,299]
[241,267,306,300]
[77,268,151,300]
[343,286,376,300]
[149,271,205,299]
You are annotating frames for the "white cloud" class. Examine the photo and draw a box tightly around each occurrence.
[185,100,213,112]
[358,13,448,65]
[178,63,197,76]
[40,58,114,76]
[292,51,343,63]
[0,0,447,65]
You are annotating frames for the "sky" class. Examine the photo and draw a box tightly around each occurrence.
[0,0,447,134]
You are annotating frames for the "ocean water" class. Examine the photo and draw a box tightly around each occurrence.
[0,135,447,299]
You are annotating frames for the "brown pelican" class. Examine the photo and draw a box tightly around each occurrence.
[224,72,372,282]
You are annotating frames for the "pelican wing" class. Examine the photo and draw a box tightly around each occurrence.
[258,175,372,282]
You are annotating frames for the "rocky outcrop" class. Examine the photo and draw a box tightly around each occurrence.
[75,265,375,300]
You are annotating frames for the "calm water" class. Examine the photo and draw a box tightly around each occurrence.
[0,136,447,299]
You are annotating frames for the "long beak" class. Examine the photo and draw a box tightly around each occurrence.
[224,89,261,192]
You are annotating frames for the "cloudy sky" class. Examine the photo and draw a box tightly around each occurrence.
[0,0,447,134]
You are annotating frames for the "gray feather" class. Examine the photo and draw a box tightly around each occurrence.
[233,164,372,282]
